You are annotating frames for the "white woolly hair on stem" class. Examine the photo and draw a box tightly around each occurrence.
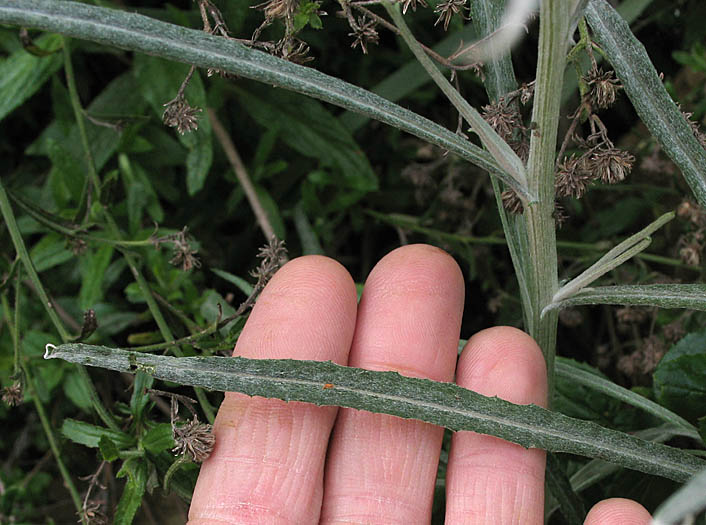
[449,0,538,66]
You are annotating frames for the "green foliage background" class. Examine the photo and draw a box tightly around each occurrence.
[2,0,706,522]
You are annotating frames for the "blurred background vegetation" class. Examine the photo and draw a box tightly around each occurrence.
[2,0,706,522]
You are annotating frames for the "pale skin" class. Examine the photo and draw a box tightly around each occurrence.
[188,244,652,524]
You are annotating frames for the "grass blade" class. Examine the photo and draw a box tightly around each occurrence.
[0,0,530,198]
[45,343,706,482]
[586,0,706,207]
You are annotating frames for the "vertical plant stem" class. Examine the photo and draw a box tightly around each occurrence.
[23,362,88,524]
[524,0,572,397]
[62,36,101,205]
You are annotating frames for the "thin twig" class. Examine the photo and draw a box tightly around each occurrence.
[208,108,278,241]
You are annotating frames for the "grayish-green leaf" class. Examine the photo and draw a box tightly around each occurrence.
[45,343,706,482]
[549,212,675,308]
[652,467,706,525]
[0,33,62,122]
[556,357,700,440]
[545,284,706,314]
[586,0,706,207]
[0,0,525,197]
[294,204,324,255]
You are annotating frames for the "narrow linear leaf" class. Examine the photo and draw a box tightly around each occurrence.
[0,0,527,198]
[556,357,700,440]
[550,212,675,307]
[45,343,706,482]
[384,3,530,197]
[546,284,706,315]
[547,424,689,519]
[586,0,706,207]
[652,467,706,525]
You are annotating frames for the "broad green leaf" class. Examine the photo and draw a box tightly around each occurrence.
[28,233,73,273]
[99,435,121,461]
[586,0,706,207]
[556,357,699,439]
[141,423,175,454]
[545,284,706,314]
[0,33,62,122]
[0,0,523,197]
[45,343,706,482]
[61,418,134,449]
[114,458,148,525]
[236,85,377,193]
[79,244,114,309]
[62,370,94,411]
[652,467,706,525]
[47,138,84,201]
[654,331,706,422]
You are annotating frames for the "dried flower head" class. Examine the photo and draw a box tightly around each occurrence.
[519,82,535,105]
[434,0,467,31]
[559,307,583,327]
[166,227,201,271]
[590,147,634,184]
[79,500,108,525]
[501,189,523,214]
[276,38,313,64]
[663,319,686,342]
[251,236,287,284]
[678,231,703,266]
[615,306,648,326]
[68,237,87,255]
[349,16,379,54]
[173,417,216,463]
[677,199,706,228]
[2,382,23,407]
[617,335,665,378]
[555,155,592,198]
[398,0,427,15]
[481,100,519,141]
[553,202,568,227]
[584,67,622,110]
[163,95,201,134]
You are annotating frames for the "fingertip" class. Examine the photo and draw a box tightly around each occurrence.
[234,254,357,364]
[457,326,547,407]
[585,498,651,525]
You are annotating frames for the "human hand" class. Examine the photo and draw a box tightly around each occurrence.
[187,244,651,524]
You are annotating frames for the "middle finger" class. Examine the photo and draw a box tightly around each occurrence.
[320,244,465,523]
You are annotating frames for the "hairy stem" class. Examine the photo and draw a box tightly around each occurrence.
[523,0,572,398]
